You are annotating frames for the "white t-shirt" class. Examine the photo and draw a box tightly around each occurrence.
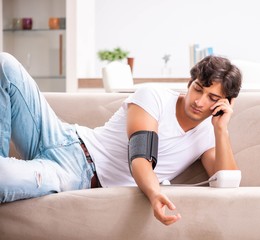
[76,87,215,187]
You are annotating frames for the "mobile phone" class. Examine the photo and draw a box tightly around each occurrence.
[213,97,231,117]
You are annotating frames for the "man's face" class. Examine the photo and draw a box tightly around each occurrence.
[184,80,225,122]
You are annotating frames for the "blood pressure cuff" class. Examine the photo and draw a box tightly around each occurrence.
[128,130,158,171]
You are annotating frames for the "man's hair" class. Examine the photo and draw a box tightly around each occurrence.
[188,55,242,98]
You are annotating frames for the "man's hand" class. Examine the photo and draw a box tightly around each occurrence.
[150,192,181,226]
[210,98,234,130]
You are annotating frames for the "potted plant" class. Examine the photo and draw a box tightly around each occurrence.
[98,47,129,62]
[98,47,134,73]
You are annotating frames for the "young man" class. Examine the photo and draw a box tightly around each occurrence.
[0,53,241,226]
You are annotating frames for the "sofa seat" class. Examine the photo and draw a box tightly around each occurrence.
[0,186,259,240]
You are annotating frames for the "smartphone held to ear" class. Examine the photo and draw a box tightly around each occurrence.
[213,109,224,117]
[213,97,231,117]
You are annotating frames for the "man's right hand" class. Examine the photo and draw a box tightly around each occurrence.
[150,192,181,226]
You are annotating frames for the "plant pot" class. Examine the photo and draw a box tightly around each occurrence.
[127,57,134,73]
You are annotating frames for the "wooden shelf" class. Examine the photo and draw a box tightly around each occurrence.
[3,29,66,32]
[78,77,190,88]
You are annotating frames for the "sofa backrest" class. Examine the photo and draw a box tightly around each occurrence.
[44,92,129,128]
[228,92,260,186]
[8,92,129,159]
[9,91,260,186]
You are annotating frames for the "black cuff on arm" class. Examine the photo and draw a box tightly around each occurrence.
[128,131,158,173]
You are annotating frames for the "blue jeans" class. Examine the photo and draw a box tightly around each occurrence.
[0,52,93,203]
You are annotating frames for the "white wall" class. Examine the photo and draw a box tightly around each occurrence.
[2,0,259,82]
[94,0,260,78]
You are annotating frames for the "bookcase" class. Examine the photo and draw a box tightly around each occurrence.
[1,0,66,92]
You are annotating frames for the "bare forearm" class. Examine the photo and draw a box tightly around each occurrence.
[214,127,238,172]
[131,158,160,203]
[131,158,181,225]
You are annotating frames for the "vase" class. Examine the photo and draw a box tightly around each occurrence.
[161,64,172,77]
[13,18,23,30]
[22,18,33,30]
[49,18,60,29]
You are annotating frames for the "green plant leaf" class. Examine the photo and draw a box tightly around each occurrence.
[98,47,129,61]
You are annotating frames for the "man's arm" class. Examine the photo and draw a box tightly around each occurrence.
[127,103,181,225]
[201,98,238,176]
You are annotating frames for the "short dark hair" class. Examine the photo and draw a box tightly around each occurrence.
[188,55,242,98]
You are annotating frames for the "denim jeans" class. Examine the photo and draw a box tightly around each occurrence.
[0,52,93,203]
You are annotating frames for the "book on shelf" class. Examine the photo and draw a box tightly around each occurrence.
[189,44,214,68]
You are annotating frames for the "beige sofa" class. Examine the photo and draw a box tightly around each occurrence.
[0,91,260,240]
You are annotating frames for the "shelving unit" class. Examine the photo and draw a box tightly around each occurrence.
[1,0,96,92]
[2,0,66,92]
